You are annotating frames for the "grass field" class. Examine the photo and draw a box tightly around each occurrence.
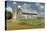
[6,17,45,30]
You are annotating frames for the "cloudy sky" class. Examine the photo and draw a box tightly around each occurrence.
[5,1,45,16]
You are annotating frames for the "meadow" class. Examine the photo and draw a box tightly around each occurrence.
[6,16,45,30]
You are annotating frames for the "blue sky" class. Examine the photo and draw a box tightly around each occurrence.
[5,1,45,16]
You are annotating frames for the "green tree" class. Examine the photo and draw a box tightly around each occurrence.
[5,10,13,20]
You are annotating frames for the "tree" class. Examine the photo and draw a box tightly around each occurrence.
[5,10,13,20]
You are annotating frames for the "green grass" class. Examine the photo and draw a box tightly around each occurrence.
[6,17,45,30]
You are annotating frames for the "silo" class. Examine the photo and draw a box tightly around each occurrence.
[12,2,17,20]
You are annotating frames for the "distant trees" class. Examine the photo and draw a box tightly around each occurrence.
[5,10,13,20]
[36,16,44,19]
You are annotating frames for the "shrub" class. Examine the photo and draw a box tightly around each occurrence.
[5,10,13,20]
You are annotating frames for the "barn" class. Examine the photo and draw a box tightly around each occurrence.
[12,2,38,19]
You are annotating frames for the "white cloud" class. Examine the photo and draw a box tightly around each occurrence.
[35,3,44,10]
[13,2,17,4]
[22,3,27,8]
[35,3,40,6]
[38,5,44,10]
[18,5,22,8]
[40,5,44,9]
[22,3,31,8]
[6,7,12,12]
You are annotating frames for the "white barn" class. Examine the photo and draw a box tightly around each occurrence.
[12,2,38,20]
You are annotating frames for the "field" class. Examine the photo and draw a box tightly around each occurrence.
[6,17,45,30]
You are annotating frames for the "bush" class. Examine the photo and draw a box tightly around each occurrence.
[5,10,13,20]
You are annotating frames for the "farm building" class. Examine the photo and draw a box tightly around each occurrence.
[17,8,38,18]
[12,2,38,19]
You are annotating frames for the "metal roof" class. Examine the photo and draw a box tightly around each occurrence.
[20,8,38,15]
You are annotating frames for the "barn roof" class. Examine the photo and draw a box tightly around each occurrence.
[20,8,38,15]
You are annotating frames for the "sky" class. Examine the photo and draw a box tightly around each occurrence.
[5,1,45,16]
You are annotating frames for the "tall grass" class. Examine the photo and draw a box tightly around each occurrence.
[6,16,44,30]
[16,16,44,26]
